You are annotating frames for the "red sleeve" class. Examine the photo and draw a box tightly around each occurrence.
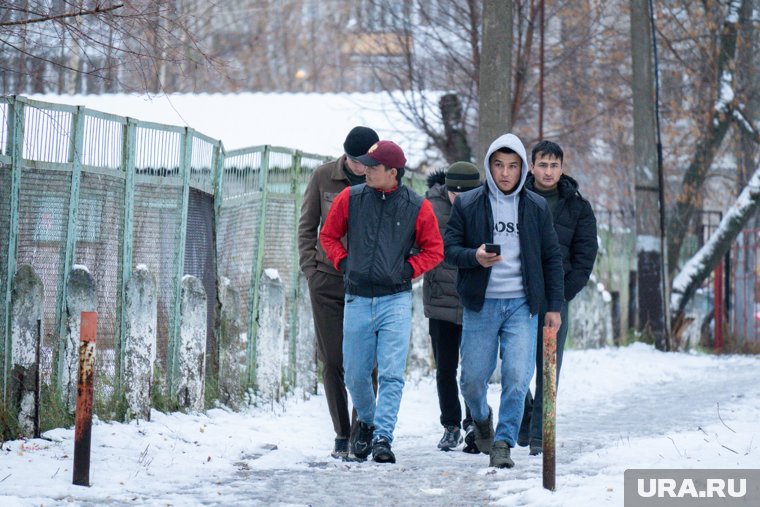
[408,198,444,278]
[319,187,350,270]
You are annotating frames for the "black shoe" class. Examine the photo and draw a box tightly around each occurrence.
[437,425,462,451]
[372,436,396,463]
[462,425,479,454]
[473,406,494,455]
[351,421,374,460]
[489,440,515,468]
[529,439,543,456]
[331,437,349,459]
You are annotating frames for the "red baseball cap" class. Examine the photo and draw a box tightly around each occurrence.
[355,140,407,170]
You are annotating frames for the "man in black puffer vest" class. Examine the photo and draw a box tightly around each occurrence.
[423,162,481,452]
[518,140,598,456]
[321,140,443,464]
[298,126,379,459]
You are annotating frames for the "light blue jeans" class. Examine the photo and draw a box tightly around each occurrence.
[459,297,537,446]
[343,291,412,444]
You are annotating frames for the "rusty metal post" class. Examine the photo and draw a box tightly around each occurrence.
[542,325,557,491]
[73,311,97,487]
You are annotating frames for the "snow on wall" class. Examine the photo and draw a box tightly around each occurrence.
[255,271,286,405]
[569,276,614,349]
[294,274,317,400]
[176,276,207,412]
[10,264,43,436]
[124,265,157,421]
[217,277,246,407]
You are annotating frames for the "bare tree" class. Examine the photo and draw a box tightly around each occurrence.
[630,0,668,350]
[477,0,512,167]
[0,0,222,94]
[663,0,749,277]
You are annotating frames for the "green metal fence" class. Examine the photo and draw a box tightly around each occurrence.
[0,95,428,409]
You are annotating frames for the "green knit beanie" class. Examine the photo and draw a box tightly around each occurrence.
[445,161,481,191]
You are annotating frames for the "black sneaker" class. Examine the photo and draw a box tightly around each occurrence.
[462,425,479,454]
[529,439,543,456]
[351,421,374,459]
[489,440,515,468]
[437,425,462,451]
[331,437,349,459]
[473,406,494,454]
[372,436,396,464]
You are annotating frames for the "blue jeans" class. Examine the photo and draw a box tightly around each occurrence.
[459,297,537,446]
[343,291,412,444]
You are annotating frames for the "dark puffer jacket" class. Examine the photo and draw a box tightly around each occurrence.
[525,173,598,301]
[443,182,564,315]
[423,171,464,325]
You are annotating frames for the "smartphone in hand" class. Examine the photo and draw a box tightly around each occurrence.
[484,243,501,255]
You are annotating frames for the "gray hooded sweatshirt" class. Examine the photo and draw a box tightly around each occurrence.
[483,133,529,300]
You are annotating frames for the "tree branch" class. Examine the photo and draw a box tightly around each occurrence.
[666,0,745,276]
[0,4,124,28]
[670,156,760,314]
[0,38,88,75]
[732,107,760,144]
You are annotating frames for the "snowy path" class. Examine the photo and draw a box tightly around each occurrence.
[2,344,759,507]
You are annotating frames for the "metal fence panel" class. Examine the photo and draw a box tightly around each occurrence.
[190,134,215,194]
[73,171,126,385]
[217,197,261,328]
[185,188,217,375]
[21,104,73,164]
[131,182,182,373]
[1,96,378,410]
[81,113,124,170]
[0,162,10,383]
[218,149,264,339]
[15,167,72,383]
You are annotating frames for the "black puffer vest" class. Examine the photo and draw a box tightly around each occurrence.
[345,183,423,297]
[423,180,463,324]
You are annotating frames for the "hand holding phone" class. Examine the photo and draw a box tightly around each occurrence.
[477,243,502,267]
[484,243,501,255]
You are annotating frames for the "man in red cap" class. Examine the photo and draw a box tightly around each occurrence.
[298,126,378,459]
[320,140,444,463]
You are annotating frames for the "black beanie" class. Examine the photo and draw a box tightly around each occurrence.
[446,161,481,191]
[344,126,379,158]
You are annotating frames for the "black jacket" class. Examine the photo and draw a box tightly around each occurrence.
[422,172,463,324]
[525,173,598,301]
[443,182,564,315]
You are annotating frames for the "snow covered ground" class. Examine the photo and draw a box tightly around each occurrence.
[1,343,758,506]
